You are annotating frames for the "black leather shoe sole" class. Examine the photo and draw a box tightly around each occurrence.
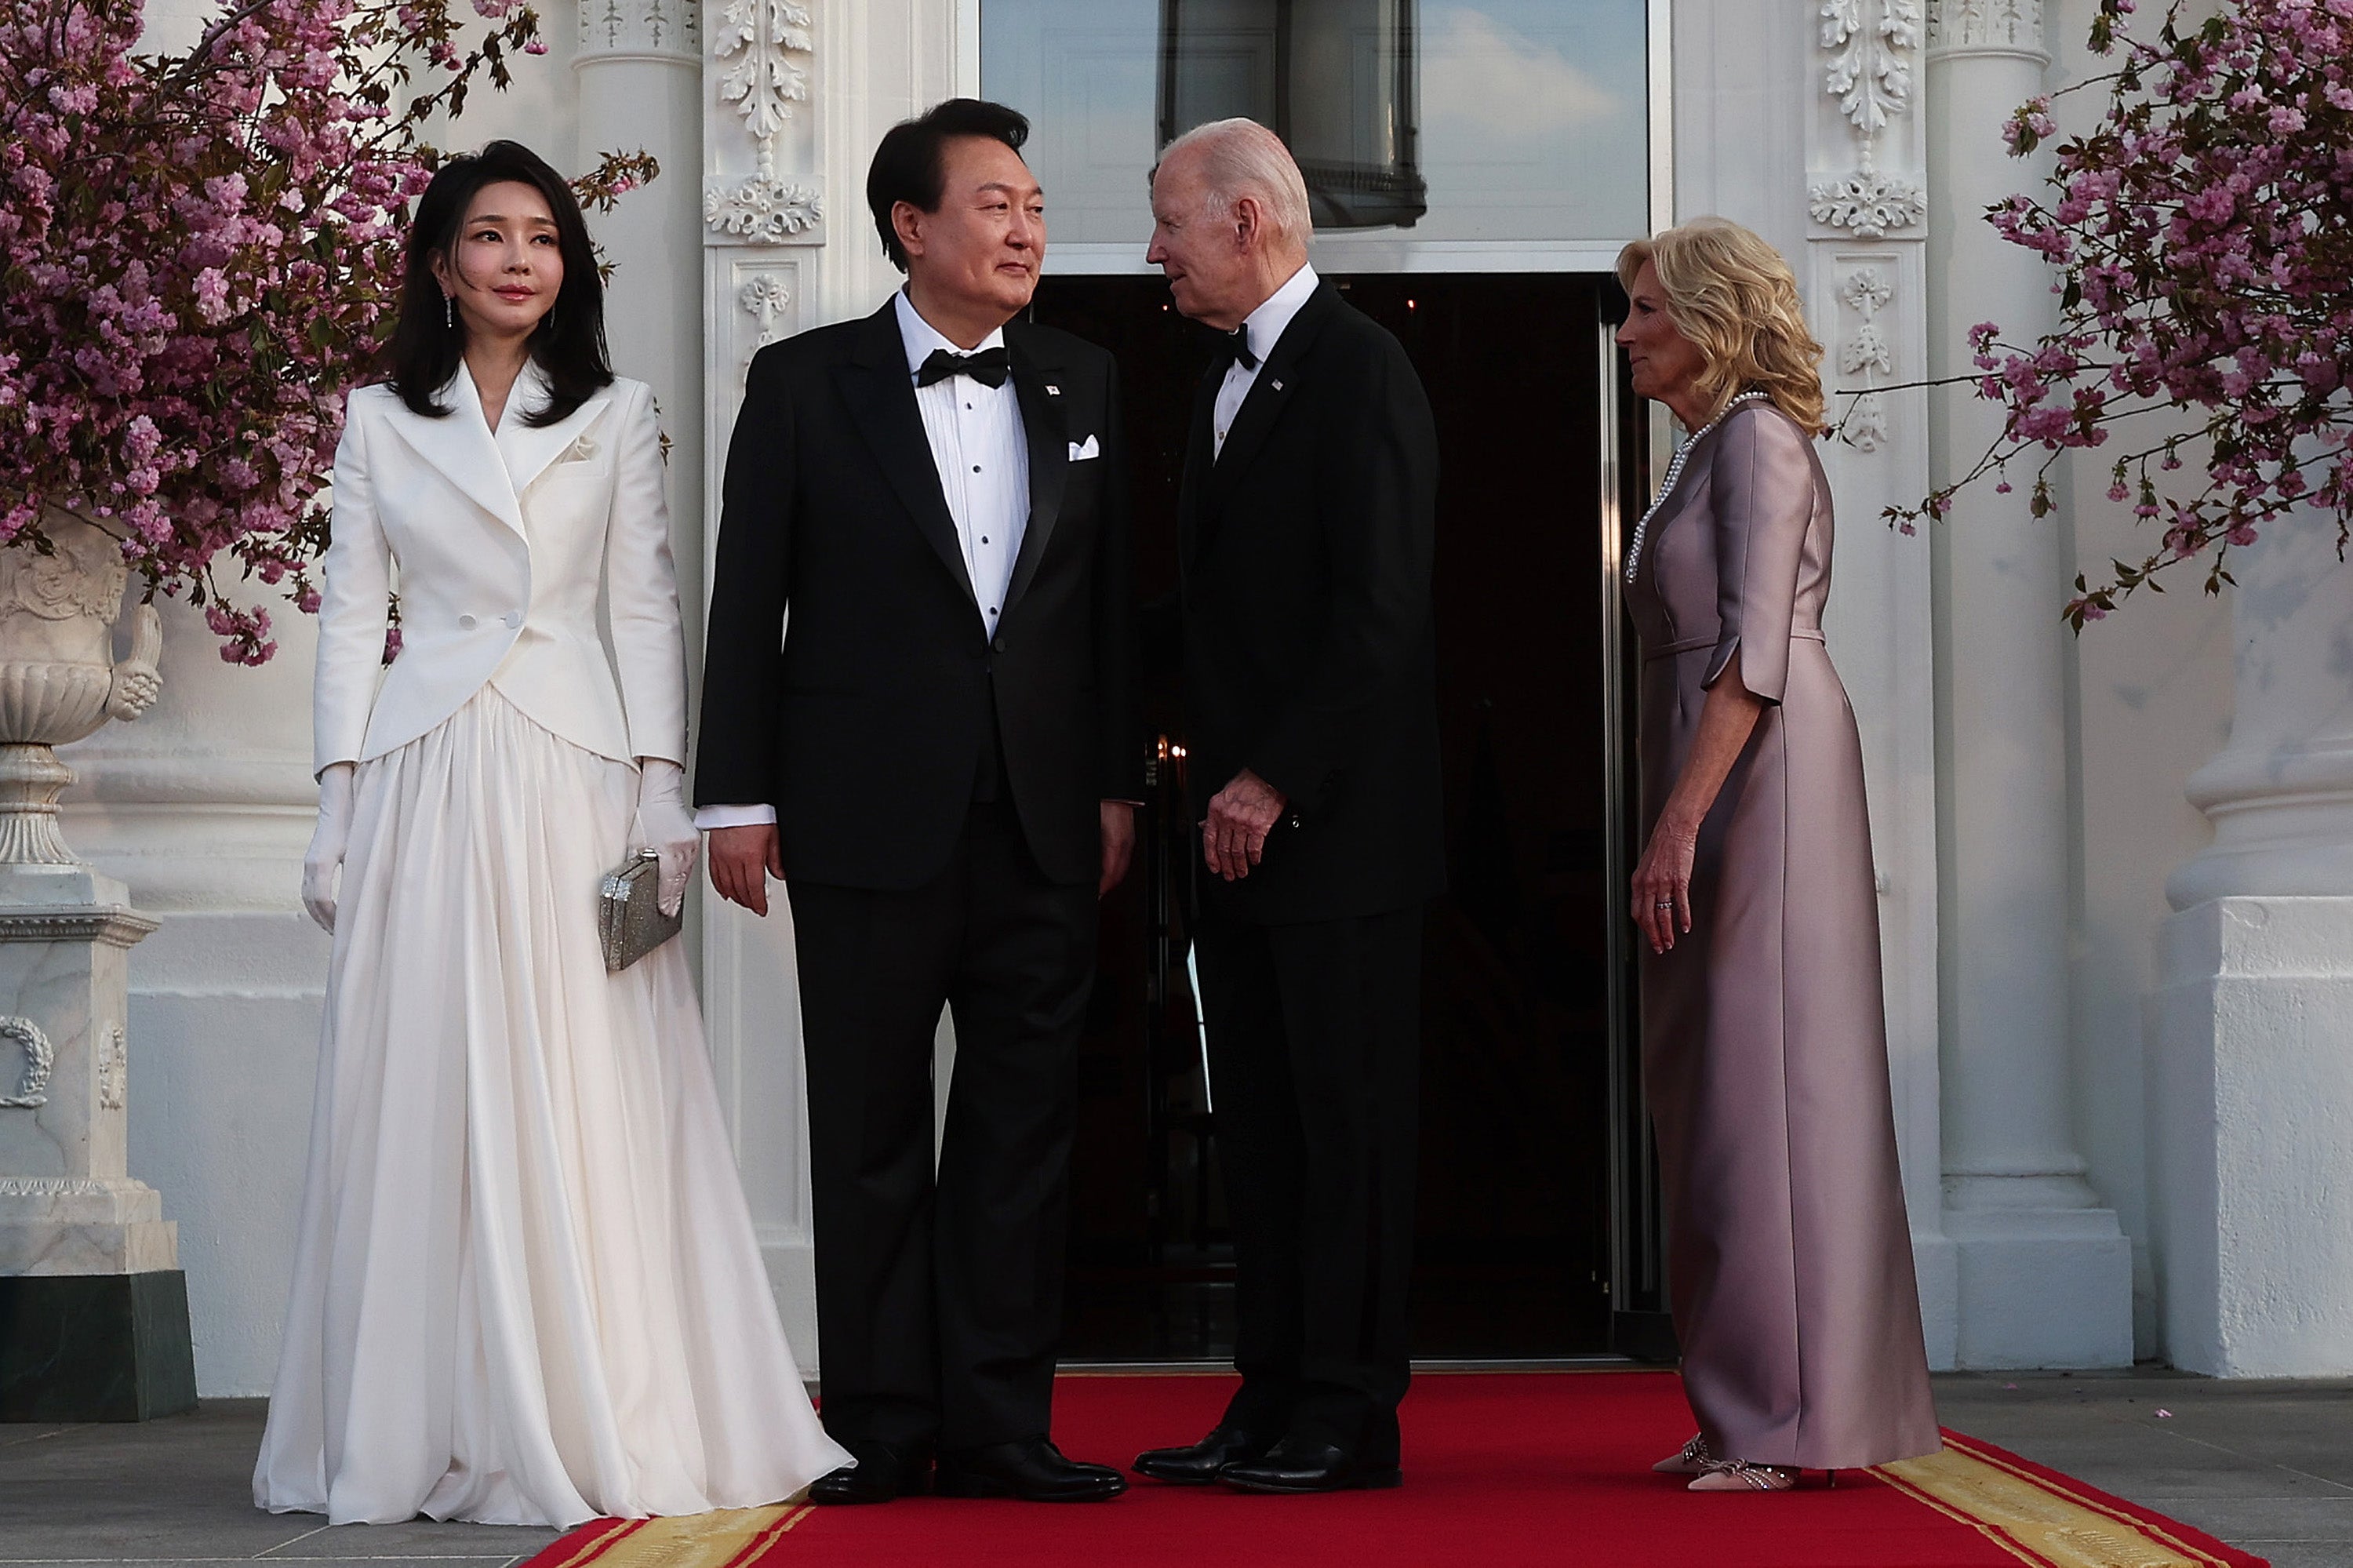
[933,1468,1128,1502]
[1132,1454,1231,1485]
[1219,1464,1403,1495]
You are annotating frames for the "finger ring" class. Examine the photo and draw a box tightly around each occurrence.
[1654,900,1674,908]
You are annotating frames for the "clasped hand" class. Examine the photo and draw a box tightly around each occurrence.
[1202,768,1286,881]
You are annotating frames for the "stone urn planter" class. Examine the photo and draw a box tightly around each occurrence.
[0,509,189,1421]
[0,511,164,865]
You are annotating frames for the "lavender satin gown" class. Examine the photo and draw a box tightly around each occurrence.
[1628,401,1940,1471]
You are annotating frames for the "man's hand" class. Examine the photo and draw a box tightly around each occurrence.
[708,823,784,916]
[1100,801,1137,897]
[1202,768,1286,882]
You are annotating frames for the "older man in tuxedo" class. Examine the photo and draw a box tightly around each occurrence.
[695,99,1137,1504]
[1133,119,1443,1494]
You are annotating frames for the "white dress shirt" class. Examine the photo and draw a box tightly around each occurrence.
[696,290,1034,832]
[1213,262,1319,460]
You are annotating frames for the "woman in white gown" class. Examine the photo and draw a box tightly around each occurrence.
[255,140,847,1528]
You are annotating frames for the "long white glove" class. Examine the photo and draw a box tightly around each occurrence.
[632,758,700,919]
[303,762,356,933]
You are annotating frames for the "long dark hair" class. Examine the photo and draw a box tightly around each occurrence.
[385,140,612,425]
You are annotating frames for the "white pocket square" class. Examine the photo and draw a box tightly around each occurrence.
[1067,435,1100,462]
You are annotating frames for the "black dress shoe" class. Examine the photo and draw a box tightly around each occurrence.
[1133,1424,1275,1484]
[933,1435,1129,1501]
[807,1440,932,1504]
[1218,1436,1402,1495]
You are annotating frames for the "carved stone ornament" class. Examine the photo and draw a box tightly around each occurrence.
[1810,0,1928,238]
[1838,266,1898,453]
[737,272,795,367]
[1810,171,1929,239]
[707,0,821,242]
[1927,0,2044,52]
[0,511,166,864]
[578,0,702,57]
[0,1015,53,1109]
[704,176,823,244]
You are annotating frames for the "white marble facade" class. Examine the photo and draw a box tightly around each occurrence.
[88,0,2353,1394]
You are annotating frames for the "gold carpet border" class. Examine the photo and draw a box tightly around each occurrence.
[1875,1439,2236,1568]
[546,1502,813,1568]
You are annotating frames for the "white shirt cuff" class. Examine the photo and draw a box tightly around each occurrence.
[694,803,777,831]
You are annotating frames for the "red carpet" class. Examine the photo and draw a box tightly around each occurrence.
[524,1372,2268,1568]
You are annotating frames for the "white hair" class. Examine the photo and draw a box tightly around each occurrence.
[1158,118,1313,250]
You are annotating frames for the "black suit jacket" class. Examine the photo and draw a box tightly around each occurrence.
[697,299,1139,890]
[1182,280,1445,923]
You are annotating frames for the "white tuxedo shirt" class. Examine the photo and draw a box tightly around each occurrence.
[311,362,687,777]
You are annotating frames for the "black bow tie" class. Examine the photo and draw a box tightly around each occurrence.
[916,346,1010,389]
[1218,325,1260,371]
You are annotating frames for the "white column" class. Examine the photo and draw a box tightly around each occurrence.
[576,1,706,670]
[1923,0,2132,1367]
[1789,0,1952,1364]
[2147,518,2353,1375]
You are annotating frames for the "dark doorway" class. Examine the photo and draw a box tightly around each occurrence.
[1043,273,1643,1362]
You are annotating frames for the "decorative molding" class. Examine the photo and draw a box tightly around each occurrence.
[1811,171,1928,239]
[97,1024,125,1111]
[0,904,162,948]
[1810,0,1928,238]
[0,1176,114,1198]
[0,1016,53,1109]
[706,1,821,243]
[1926,0,2044,53]
[1838,265,1898,453]
[1822,0,1921,137]
[704,175,823,245]
[736,272,795,367]
[577,0,701,59]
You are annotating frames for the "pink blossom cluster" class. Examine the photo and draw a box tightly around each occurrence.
[0,1,653,664]
[1893,0,2353,628]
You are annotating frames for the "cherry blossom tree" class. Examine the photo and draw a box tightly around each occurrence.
[1884,0,2353,628]
[0,1,657,662]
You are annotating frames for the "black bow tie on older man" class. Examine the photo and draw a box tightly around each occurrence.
[916,346,1011,389]
[1214,323,1260,371]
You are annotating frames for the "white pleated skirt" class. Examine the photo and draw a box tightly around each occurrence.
[255,686,847,1526]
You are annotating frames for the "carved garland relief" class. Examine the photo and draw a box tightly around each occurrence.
[1809,0,1927,240]
[706,0,824,246]
[0,1016,53,1109]
[1838,265,1897,453]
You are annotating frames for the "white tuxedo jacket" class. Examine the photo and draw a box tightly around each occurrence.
[311,363,687,777]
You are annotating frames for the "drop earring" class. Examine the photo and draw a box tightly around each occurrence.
[443,293,453,329]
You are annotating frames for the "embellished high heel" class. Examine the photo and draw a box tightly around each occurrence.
[1653,1433,1715,1475]
[1687,1458,1798,1493]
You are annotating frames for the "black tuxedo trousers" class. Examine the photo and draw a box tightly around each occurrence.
[789,800,1096,1451]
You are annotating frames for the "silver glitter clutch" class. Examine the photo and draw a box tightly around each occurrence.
[599,848,681,971]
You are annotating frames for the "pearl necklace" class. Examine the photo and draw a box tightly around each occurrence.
[1623,391,1773,586]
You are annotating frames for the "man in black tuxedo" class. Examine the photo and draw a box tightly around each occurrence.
[1133,119,1443,1494]
[695,99,1137,1505]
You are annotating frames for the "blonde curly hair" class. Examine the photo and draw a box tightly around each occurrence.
[1617,218,1826,435]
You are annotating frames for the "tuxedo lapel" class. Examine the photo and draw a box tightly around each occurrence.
[1210,282,1339,504]
[376,365,526,539]
[834,304,981,616]
[496,362,615,495]
[1000,331,1067,618]
[1178,366,1219,577]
